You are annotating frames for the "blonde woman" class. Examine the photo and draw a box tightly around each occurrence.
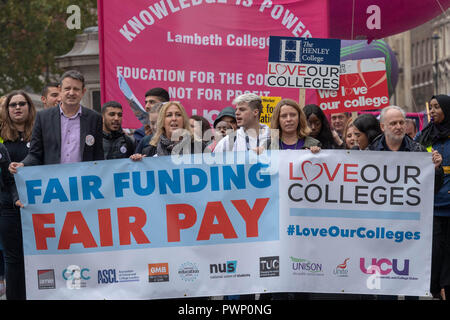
[130,101,205,159]
[270,98,321,152]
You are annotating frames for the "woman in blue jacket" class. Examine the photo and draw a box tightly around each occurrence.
[417,94,450,299]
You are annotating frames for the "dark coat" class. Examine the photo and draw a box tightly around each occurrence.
[22,106,104,166]
[368,134,444,193]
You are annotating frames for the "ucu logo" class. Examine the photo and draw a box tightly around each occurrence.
[360,258,410,276]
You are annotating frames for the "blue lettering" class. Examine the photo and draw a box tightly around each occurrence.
[132,171,155,196]
[69,177,79,201]
[114,172,130,197]
[223,165,245,190]
[248,163,271,188]
[81,175,104,200]
[26,179,42,204]
[210,166,220,191]
[184,168,207,193]
[158,169,181,194]
[43,178,69,203]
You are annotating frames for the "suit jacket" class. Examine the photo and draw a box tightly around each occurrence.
[22,106,104,166]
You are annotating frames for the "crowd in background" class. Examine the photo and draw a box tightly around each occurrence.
[0,70,449,301]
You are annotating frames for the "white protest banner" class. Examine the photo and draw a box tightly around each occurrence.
[266,36,341,90]
[15,150,434,299]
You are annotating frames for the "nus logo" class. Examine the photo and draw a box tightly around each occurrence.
[210,261,237,274]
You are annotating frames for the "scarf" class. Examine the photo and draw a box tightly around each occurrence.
[417,94,450,146]
[156,133,191,156]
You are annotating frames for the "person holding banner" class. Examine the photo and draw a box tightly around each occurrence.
[368,105,444,299]
[0,91,37,300]
[352,114,382,150]
[8,70,104,173]
[270,98,321,153]
[130,101,205,159]
[303,104,341,149]
[416,95,450,300]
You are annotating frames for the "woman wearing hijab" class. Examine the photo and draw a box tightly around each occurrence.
[416,94,450,300]
[352,113,382,150]
[303,104,341,149]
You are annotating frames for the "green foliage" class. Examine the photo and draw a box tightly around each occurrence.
[0,0,98,95]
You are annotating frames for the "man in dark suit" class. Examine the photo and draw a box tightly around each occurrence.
[9,70,103,173]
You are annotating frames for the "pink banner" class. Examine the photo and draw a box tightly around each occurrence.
[98,0,329,128]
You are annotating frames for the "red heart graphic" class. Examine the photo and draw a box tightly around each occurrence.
[301,161,323,182]
[275,64,287,75]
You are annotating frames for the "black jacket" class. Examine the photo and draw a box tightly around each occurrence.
[103,130,135,160]
[0,143,19,212]
[22,106,104,166]
[368,134,444,193]
[368,134,426,152]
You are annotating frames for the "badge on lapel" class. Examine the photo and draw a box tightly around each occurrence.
[85,134,95,146]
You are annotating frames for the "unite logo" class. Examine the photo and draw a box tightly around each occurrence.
[360,258,410,276]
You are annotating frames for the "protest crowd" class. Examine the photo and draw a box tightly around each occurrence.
[0,69,449,301]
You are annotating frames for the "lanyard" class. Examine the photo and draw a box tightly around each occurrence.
[245,134,260,151]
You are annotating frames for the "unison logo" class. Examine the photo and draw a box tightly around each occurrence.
[290,257,323,275]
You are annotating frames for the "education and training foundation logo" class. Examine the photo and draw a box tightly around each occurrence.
[149,263,170,282]
[178,262,199,282]
[37,269,56,289]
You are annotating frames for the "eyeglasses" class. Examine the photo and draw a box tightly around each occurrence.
[8,101,28,108]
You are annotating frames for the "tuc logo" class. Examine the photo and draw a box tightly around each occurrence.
[260,256,279,278]
[360,258,410,276]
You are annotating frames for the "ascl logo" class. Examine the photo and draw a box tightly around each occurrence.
[98,269,118,284]
[360,258,409,276]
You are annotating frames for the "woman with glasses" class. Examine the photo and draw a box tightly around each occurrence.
[0,90,36,300]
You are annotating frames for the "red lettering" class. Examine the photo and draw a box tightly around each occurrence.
[197,201,237,241]
[323,163,341,182]
[344,164,358,182]
[58,211,97,249]
[298,65,306,76]
[117,207,150,245]
[166,204,197,242]
[98,208,113,247]
[32,213,56,250]
[231,198,269,237]
[289,162,302,180]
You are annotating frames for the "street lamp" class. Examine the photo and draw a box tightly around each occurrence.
[432,33,440,95]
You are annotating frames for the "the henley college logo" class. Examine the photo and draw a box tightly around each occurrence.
[259,256,279,277]
[279,39,301,63]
